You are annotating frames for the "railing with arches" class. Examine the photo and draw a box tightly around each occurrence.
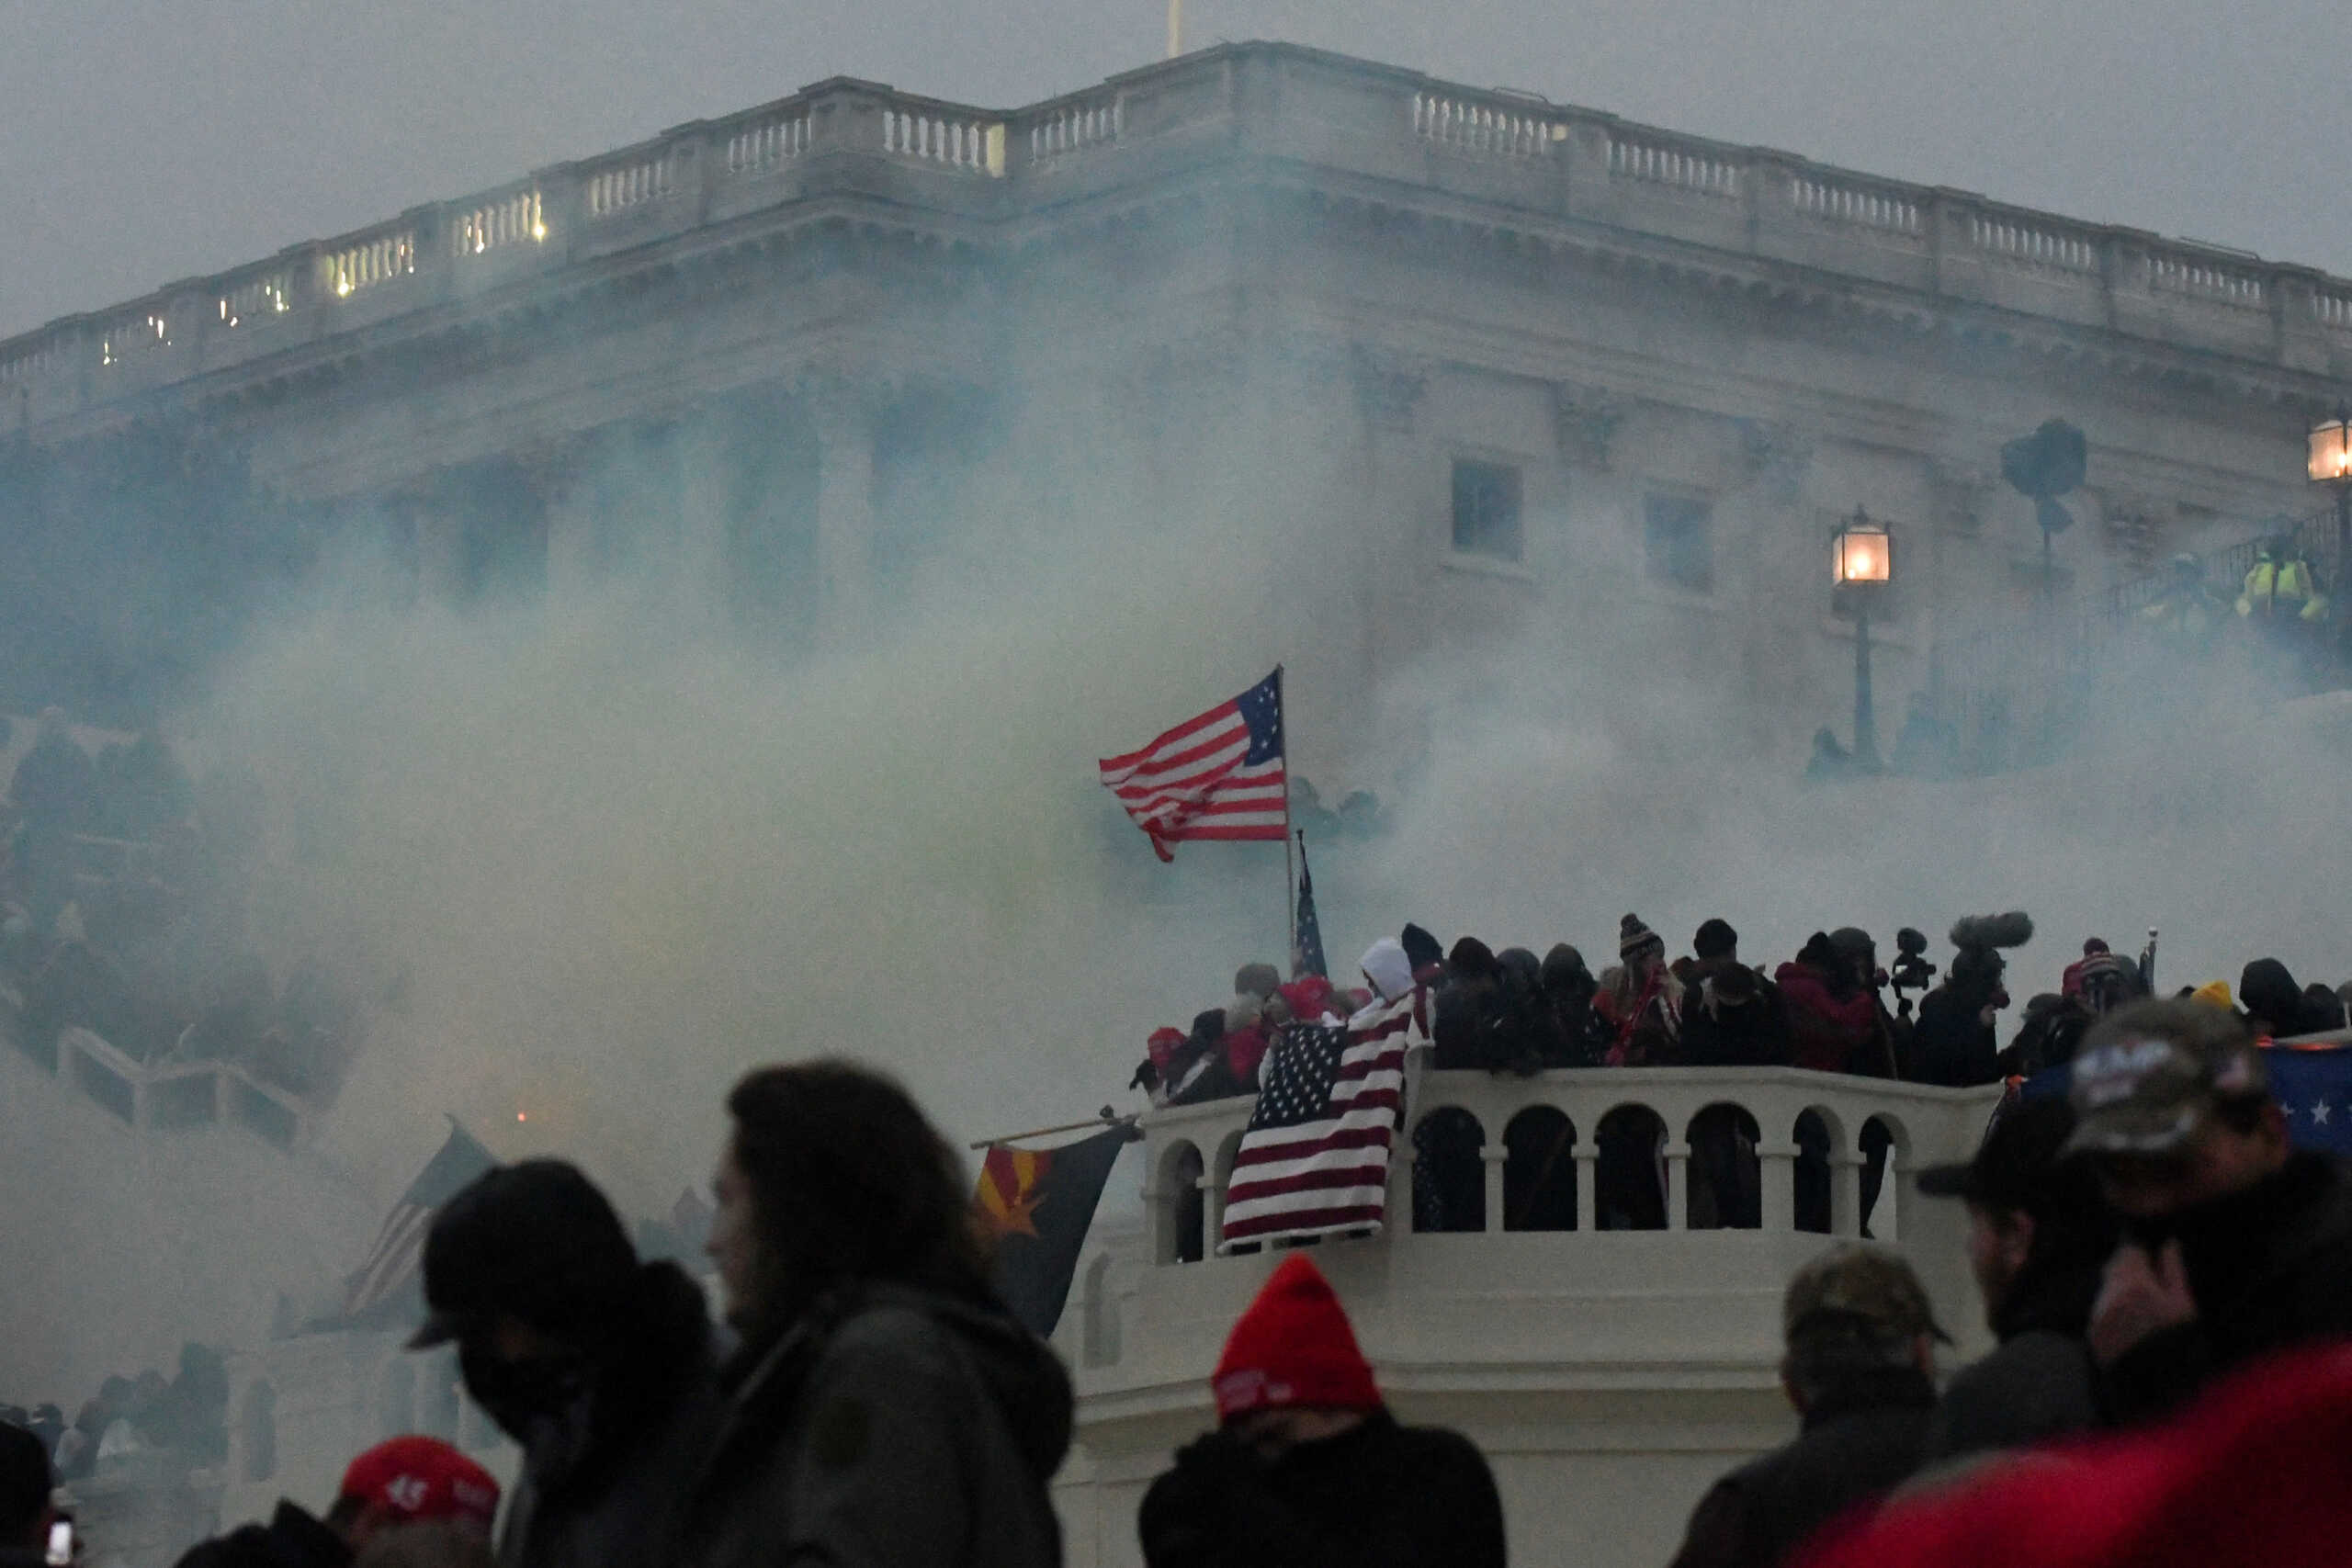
[1139,1063,2000,1267]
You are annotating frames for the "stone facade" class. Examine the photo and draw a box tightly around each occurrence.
[2,44,2345,766]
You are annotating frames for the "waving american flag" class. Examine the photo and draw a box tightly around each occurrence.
[1098,671,1286,862]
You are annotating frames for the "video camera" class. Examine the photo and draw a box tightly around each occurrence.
[1888,927,1937,998]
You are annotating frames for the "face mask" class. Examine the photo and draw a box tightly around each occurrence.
[460,1342,593,1440]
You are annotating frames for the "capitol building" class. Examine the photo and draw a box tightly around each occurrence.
[5,39,2346,1566]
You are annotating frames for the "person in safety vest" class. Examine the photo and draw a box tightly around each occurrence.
[2235,536,2328,624]
[2138,554,2227,650]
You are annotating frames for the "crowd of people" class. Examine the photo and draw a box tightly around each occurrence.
[0,708,363,1108]
[0,1344,229,1495]
[3,998,2351,1567]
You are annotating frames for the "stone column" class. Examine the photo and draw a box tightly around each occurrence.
[1388,1146,1419,1239]
[1872,1143,1902,1242]
[1757,1141,1800,1233]
[1199,1172,1227,1255]
[1663,1140,1692,1231]
[1831,1150,1864,1238]
[807,383,876,649]
[1481,1145,1510,1234]
[1573,1145,1600,1233]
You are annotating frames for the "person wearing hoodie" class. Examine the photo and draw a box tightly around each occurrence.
[414,1162,723,1568]
[1398,925,1446,988]
[1775,933,1883,1075]
[2238,958,2335,1039]
[682,1059,1071,1568]
[1432,938,1508,1070]
[1914,1097,2112,1462]
[1536,944,1602,1067]
[1137,1255,1505,1568]
[1682,960,1789,1229]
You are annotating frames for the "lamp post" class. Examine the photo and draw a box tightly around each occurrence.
[2308,403,2352,618]
[1833,507,1894,770]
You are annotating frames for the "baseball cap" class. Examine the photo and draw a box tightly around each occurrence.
[1917,1096,2088,1213]
[2064,998,2266,1158]
[410,1160,639,1348]
[339,1437,500,1529]
[1783,1244,1951,1345]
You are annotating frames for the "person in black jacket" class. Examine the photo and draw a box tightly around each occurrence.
[2067,998,2352,1427]
[413,1160,724,1568]
[1915,1096,2110,1462]
[1139,1253,1505,1568]
[679,1059,1070,1568]
[1,1422,61,1568]
[1668,1246,1944,1568]
[1910,914,2033,1087]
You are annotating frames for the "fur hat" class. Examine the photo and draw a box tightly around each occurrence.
[1619,913,1663,959]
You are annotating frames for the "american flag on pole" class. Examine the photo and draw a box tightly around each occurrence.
[1098,671,1286,862]
[340,1120,496,1323]
[1218,994,1421,1250]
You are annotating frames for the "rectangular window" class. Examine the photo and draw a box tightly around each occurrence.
[1644,494,1713,592]
[1451,459,1523,562]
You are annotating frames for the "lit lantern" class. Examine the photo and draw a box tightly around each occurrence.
[1832,508,1894,590]
[2309,405,2352,485]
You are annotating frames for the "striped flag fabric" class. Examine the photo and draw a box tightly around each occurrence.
[341,1120,497,1324]
[1219,993,1420,1251]
[1099,671,1286,863]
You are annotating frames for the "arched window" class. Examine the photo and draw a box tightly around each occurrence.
[1595,1104,1668,1231]
[1081,1253,1121,1368]
[1411,1108,1486,1233]
[378,1358,415,1438]
[1166,1144,1206,1263]
[239,1382,277,1483]
[1686,1103,1762,1230]
[1503,1107,1577,1231]
[1794,1110,1837,1235]
[1860,1113,1907,1240]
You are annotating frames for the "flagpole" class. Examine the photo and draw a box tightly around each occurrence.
[1279,665,1296,972]
[968,1110,1137,1150]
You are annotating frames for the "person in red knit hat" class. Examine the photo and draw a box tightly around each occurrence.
[172,1435,501,1568]
[1136,1254,1505,1568]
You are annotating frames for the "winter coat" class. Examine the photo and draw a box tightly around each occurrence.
[1908,985,2001,1087]
[1773,961,1881,1075]
[1920,1251,2103,1464]
[1594,964,1682,1066]
[1668,1367,1936,1568]
[676,1283,1072,1568]
[2100,1154,2352,1427]
[1137,1409,1504,1568]
[500,1263,726,1568]
[173,1502,350,1568]
[1431,976,1505,1069]
[1803,1343,2352,1568]
[1679,966,1792,1068]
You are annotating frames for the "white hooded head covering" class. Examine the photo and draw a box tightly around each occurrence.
[1360,938,1413,1004]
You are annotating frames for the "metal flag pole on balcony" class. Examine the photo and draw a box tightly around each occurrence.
[1167,0,1182,58]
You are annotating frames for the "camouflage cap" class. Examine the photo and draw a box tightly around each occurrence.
[2064,998,2266,1157]
[1782,1244,1948,1345]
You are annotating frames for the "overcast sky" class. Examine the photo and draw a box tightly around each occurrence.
[3,0,2344,340]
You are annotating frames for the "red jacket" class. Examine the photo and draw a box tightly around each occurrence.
[1774,961,1881,1074]
[1801,1343,2352,1568]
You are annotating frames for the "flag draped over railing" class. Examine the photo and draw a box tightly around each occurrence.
[1098,671,1286,862]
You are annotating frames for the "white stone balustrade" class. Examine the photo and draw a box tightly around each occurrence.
[456,187,545,254]
[727,112,811,175]
[324,229,416,298]
[5,44,2352,415]
[1412,91,1561,157]
[30,1023,316,1150]
[881,107,1004,175]
[1792,177,1920,234]
[587,156,673,218]
[1610,133,1741,196]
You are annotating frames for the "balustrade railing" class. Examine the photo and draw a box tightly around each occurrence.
[1030,96,1123,161]
[881,108,1003,175]
[1609,133,1740,196]
[1412,92,1559,157]
[726,111,812,176]
[6,49,2352,404]
[1791,176,1920,234]
[324,230,416,298]
[586,156,673,218]
[1139,1062,1998,1266]
[455,188,544,254]
[1970,214,2098,272]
